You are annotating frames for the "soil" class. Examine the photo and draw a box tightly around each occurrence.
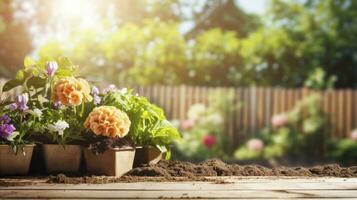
[2,159,357,185]
[46,159,357,184]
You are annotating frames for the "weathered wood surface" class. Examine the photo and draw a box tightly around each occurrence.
[1,177,357,199]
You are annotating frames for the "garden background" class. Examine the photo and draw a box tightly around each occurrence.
[0,0,356,165]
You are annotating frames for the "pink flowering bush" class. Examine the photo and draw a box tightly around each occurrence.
[235,94,328,162]
[351,129,357,141]
[174,92,236,161]
[247,138,264,151]
[203,135,216,148]
[271,114,289,128]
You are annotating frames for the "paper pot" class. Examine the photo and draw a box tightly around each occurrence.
[0,144,34,176]
[84,147,135,177]
[134,146,163,167]
[43,144,82,173]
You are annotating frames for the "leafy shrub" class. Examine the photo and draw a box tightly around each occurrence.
[234,94,328,162]
[173,91,237,161]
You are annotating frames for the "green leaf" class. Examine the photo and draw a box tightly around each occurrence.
[56,69,73,77]
[26,76,47,89]
[24,57,36,68]
[15,70,25,81]
[2,79,22,92]
[7,131,20,142]
[58,57,73,68]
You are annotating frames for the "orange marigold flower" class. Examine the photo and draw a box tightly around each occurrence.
[52,77,93,106]
[84,106,131,138]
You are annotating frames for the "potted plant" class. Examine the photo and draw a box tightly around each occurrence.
[83,106,135,177]
[0,93,40,175]
[2,57,93,173]
[99,88,181,167]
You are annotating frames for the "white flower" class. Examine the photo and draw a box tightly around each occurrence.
[188,104,206,120]
[203,113,224,125]
[119,88,128,94]
[47,120,69,136]
[27,109,43,119]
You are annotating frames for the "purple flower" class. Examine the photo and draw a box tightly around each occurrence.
[7,103,18,111]
[103,84,117,94]
[0,124,16,139]
[91,86,102,105]
[53,101,62,108]
[93,95,101,105]
[0,115,11,124]
[15,93,29,111]
[46,61,58,77]
[92,86,100,96]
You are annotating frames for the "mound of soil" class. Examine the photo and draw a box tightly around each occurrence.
[128,159,357,177]
[46,159,357,184]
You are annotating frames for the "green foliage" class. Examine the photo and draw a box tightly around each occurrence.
[327,139,357,164]
[185,0,261,38]
[2,56,78,92]
[0,57,84,148]
[39,20,187,85]
[234,94,328,162]
[304,67,336,90]
[100,90,181,156]
[174,91,237,161]
[188,29,241,85]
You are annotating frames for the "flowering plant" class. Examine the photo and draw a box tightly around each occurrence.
[327,129,357,165]
[0,93,43,152]
[173,98,233,161]
[83,86,181,158]
[234,94,328,162]
[1,57,93,146]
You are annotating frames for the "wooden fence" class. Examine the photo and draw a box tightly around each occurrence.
[130,85,357,145]
[1,79,356,146]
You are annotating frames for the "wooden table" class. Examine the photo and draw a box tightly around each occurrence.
[1,177,357,199]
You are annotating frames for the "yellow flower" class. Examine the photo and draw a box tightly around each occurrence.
[84,106,131,138]
[52,77,93,106]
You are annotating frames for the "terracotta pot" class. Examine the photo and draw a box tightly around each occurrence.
[43,144,82,173]
[134,146,163,167]
[0,144,34,176]
[84,147,135,177]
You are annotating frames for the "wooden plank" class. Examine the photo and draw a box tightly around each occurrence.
[265,87,273,128]
[2,180,357,191]
[179,85,186,120]
[2,189,357,199]
[242,88,250,137]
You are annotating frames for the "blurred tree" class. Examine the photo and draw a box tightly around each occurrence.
[188,28,242,86]
[248,0,357,88]
[38,20,187,86]
[185,0,261,38]
[0,0,31,78]
[35,0,357,88]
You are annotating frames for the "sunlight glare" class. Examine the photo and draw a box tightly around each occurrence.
[54,0,100,30]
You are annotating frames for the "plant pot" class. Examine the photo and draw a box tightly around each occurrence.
[0,144,34,176]
[43,144,82,173]
[134,146,163,167]
[84,147,136,177]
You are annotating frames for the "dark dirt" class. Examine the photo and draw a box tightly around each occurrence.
[2,159,357,185]
[127,159,357,177]
[45,159,357,184]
